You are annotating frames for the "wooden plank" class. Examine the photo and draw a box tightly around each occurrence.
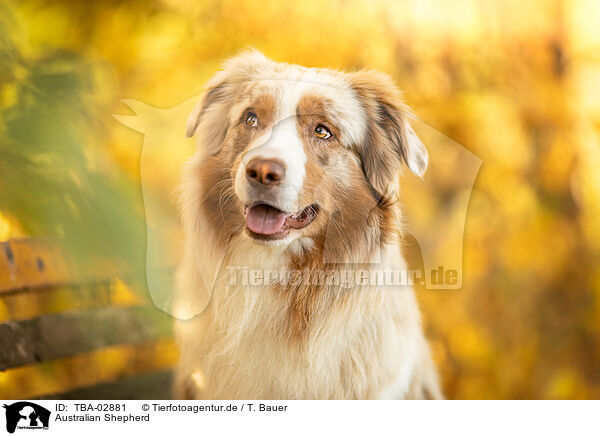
[0,338,177,399]
[39,370,173,400]
[0,279,145,323]
[0,239,72,294]
[0,238,125,295]
[0,305,173,370]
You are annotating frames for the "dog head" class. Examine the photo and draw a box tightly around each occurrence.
[185,51,427,260]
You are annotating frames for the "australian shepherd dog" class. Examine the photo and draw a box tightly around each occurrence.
[173,51,442,399]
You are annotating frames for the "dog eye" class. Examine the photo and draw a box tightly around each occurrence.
[314,125,332,139]
[245,112,258,127]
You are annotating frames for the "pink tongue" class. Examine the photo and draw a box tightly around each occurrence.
[245,204,287,235]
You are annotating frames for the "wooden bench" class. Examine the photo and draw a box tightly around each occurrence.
[0,238,176,399]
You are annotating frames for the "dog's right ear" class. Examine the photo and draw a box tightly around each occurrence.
[186,71,232,155]
[186,50,271,155]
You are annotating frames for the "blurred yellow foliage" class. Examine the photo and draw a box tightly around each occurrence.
[1,0,599,399]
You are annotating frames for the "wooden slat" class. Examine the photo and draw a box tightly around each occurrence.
[0,239,72,294]
[0,305,173,370]
[0,338,178,399]
[40,370,173,400]
[0,279,145,323]
[0,238,125,295]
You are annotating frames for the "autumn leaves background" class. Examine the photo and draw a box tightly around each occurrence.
[1,0,599,399]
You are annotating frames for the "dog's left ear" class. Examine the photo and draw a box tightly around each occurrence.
[350,70,428,197]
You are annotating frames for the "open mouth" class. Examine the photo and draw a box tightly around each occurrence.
[244,203,319,240]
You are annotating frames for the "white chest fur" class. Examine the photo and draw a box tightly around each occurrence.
[174,238,426,399]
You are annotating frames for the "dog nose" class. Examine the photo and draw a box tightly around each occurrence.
[246,158,286,186]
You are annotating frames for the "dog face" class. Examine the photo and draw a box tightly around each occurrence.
[186,51,427,257]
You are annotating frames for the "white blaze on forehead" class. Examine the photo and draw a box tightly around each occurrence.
[233,71,367,145]
[278,72,367,147]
